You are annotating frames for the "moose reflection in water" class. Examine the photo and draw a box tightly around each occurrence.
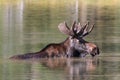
[34,58,99,80]
[10,21,99,59]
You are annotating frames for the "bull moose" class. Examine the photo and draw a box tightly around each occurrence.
[10,21,99,59]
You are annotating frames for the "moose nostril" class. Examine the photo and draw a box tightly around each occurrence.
[91,54,95,57]
[93,47,100,55]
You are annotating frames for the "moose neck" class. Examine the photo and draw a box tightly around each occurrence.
[62,37,70,47]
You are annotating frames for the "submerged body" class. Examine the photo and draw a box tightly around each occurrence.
[10,38,99,59]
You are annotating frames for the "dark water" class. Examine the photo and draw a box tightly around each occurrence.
[0,0,120,80]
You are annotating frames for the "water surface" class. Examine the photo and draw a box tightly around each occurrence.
[0,0,120,80]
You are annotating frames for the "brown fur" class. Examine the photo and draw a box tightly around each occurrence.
[10,38,70,59]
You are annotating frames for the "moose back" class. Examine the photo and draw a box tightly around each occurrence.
[10,21,99,59]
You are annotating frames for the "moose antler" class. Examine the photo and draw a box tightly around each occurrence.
[58,21,94,38]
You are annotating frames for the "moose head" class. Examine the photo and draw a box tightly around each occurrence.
[58,21,99,57]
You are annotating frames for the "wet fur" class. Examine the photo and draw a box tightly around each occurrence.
[10,38,70,59]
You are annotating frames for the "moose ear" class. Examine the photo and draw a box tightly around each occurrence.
[58,22,72,36]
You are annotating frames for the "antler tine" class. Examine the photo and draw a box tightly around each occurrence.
[83,21,89,34]
[82,22,95,37]
[77,22,82,33]
[78,22,82,28]
[88,24,95,33]
[64,21,70,30]
[77,21,89,37]
[71,21,77,36]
